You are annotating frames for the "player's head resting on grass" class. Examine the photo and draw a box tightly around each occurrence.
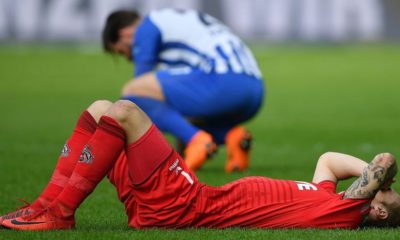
[352,152,400,228]
[365,187,400,227]
[102,9,141,61]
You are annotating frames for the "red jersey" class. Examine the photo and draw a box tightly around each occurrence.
[191,178,372,229]
[107,125,372,229]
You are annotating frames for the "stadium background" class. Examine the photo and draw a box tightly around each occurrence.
[1,0,400,42]
[0,0,400,239]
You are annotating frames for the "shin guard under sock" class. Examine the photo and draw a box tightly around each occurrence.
[31,111,97,210]
[52,116,125,216]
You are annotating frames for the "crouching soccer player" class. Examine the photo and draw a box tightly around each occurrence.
[103,9,264,172]
[1,100,400,230]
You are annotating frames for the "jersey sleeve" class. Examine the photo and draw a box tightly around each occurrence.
[316,180,337,193]
[132,16,162,77]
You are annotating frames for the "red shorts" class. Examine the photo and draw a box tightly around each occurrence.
[107,124,201,229]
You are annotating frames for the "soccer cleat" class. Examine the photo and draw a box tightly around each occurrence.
[1,206,75,231]
[225,126,252,173]
[0,199,39,227]
[184,130,217,170]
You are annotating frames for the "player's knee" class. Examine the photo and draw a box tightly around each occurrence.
[87,100,113,122]
[106,100,141,123]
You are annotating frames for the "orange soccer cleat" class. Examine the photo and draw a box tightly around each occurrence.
[184,130,217,171]
[1,205,75,231]
[0,199,39,227]
[225,126,252,173]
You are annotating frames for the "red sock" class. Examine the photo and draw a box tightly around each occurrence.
[52,116,126,217]
[31,111,97,210]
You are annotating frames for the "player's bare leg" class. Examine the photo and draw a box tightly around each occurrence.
[105,100,153,144]
[122,73,165,102]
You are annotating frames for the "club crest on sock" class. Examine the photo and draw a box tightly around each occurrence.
[78,145,94,164]
[61,142,71,157]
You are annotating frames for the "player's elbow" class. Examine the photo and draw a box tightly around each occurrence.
[313,152,338,183]
[316,152,336,171]
[318,152,335,164]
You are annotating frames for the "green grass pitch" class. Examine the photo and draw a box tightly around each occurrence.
[0,44,400,239]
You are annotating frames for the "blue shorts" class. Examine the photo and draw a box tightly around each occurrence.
[156,69,264,143]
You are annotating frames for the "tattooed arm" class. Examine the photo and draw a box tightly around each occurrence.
[343,153,397,199]
[313,152,368,184]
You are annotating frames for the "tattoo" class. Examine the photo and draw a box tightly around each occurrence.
[373,166,384,184]
[345,177,374,199]
[344,154,397,199]
[360,168,369,187]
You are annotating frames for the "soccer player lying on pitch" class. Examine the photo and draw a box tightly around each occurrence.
[1,100,400,230]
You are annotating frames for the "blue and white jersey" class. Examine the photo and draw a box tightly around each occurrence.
[132,8,262,79]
